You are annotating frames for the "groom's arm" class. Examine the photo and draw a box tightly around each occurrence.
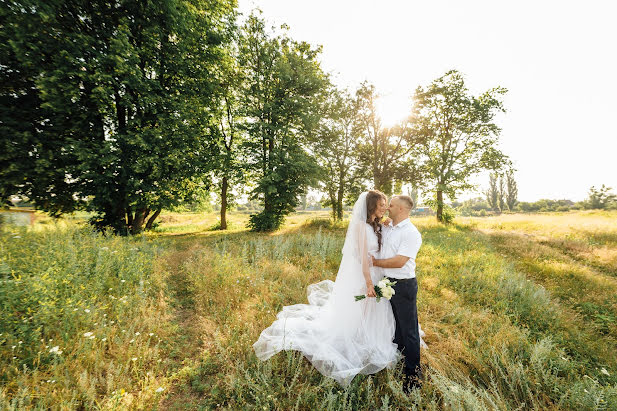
[371,254,410,269]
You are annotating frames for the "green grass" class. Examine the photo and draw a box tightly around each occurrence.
[1,211,616,409]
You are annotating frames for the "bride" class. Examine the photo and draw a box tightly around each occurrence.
[252,190,400,387]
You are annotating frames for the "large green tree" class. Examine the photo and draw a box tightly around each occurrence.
[1,0,235,234]
[210,31,247,230]
[313,87,360,221]
[239,13,327,231]
[410,70,509,222]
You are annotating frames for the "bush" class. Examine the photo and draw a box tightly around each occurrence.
[248,210,285,232]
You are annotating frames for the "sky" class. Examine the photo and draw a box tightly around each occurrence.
[237,0,617,202]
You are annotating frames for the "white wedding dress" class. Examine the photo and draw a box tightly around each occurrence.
[253,192,400,387]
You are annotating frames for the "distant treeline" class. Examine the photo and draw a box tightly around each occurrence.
[453,185,617,216]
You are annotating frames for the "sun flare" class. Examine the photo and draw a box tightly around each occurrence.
[375,93,412,128]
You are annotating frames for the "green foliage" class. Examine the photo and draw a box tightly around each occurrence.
[239,13,327,231]
[486,172,501,212]
[504,169,518,211]
[452,197,492,216]
[585,184,617,210]
[313,87,361,220]
[515,199,577,213]
[410,70,509,222]
[1,0,235,234]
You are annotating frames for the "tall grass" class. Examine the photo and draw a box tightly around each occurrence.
[163,217,617,409]
[0,224,171,409]
[2,211,616,409]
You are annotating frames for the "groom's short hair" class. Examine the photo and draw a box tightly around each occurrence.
[394,195,414,210]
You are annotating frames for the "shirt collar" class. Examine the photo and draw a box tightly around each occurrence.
[393,218,411,229]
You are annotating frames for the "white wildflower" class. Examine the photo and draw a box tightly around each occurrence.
[84,309,90,313]
[83,332,94,339]
[135,332,140,336]
[132,357,137,361]
[149,333,154,337]
[129,339,135,343]
[156,387,165,393]
[49,346,62,355]
[121,280,126,283]
[600,368,610,376]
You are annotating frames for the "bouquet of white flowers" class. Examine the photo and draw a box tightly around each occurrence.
[355,278,397,302]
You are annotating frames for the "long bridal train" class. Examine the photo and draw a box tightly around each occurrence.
[253,277,400,387]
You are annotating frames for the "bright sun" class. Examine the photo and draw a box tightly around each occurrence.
[375,94,412,128]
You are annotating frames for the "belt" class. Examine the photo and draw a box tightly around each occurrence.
[385,276,415,282]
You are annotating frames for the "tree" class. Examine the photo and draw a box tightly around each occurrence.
[410,70,509,222]
[211,30,247,230]
[498,175,506,212]
[486,173,500,212]
[1,0,235,234]
[354,82,421,195]
[585,185,616,209]
[313,88,359,221]
[504,169,518,211]
[239,13,327,231]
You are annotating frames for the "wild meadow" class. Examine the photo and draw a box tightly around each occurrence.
[1,211,616,410]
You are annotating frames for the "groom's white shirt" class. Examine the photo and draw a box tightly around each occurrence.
[380,218,422,279]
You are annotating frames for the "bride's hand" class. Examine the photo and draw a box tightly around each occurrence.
[366,282,377,298]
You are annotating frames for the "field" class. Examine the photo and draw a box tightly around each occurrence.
[1,210,616,410]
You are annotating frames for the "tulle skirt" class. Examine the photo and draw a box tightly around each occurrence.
[253,268,399,387]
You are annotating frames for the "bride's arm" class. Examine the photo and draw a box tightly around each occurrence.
[357,223,376,297]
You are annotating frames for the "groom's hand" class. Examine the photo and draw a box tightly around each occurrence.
[371,256,379,267]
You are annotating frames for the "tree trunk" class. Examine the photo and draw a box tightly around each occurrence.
[131,208,147,235]
[336,186,344,221]
[126,208,133,227]
[328,191,337,221]
[436,190,444,222]
[145,209,161,230]
[220,176,228,230]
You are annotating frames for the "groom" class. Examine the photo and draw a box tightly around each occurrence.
[372,195,423,392]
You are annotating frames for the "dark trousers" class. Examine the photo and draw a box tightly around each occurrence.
[388,277,421,384]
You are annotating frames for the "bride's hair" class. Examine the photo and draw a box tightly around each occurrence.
[366,190,386,252]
